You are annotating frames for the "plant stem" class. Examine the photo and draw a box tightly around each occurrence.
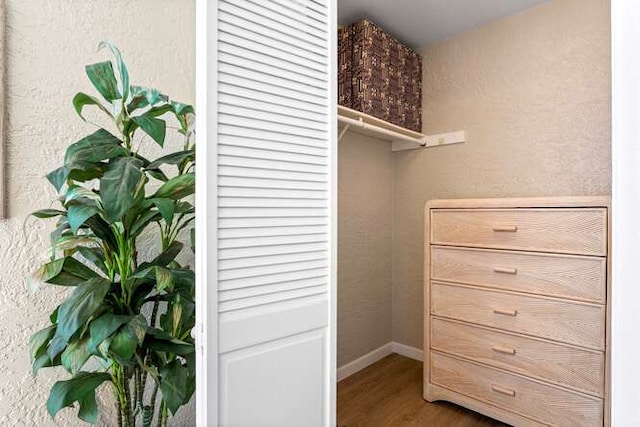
[148,380,160,424]
[122,368,134,427]
[150,297,160,327]
[136,366,143,412]
[113,365,132,427]
[156,400,168,427]
[155,400,163,427]
[115,387,123,427]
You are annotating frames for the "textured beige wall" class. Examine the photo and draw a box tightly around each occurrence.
[392,0,611,349]
[0,1,195,425]
[338,131,392,366]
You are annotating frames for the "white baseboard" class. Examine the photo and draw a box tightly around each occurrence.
[337,341,423,382]
[391,341,424,362]
[337,343,392,382]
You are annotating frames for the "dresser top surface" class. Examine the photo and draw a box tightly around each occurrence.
[425,196,611,211]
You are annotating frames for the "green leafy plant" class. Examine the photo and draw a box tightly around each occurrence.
[28,42,196,426]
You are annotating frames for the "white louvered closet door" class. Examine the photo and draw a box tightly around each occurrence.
[198,0,337,425]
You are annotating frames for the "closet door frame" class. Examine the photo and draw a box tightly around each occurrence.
[611,0,640,424]
[194,1,338,425]
[194,0,218,423]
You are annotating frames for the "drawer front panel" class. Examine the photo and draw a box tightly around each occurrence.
[431,246,606,303]
[431,282,605,349]
[431,352,603,427]
[431,208,607,256]
[431,318,604,396]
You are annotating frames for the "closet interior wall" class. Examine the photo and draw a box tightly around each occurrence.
[338,0,611,368]
[338,131,392,367]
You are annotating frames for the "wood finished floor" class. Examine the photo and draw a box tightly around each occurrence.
[337,354,509,427]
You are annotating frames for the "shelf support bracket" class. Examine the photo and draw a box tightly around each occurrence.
[338,123,351,142]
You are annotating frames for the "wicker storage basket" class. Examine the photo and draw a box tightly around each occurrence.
[338,26,353,108]
[338,19,422,132]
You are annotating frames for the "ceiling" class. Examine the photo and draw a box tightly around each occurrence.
[338,0,552,48]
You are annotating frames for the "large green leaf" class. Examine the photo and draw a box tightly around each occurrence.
[160,294,190,337]
[171,101,195,117]
[99,42,130,101]
[51,235,99,255]
[31,209,65,219]
[152,241,183,266]
[147,150,194,170]
[72,92,112,121]
[61,336,91,375]
[153,173,195,200]
[132,115,166,147]
[46,372,111,422]
[88,313,132,354]
[100,157,145,223]
[38,257,98,286]
[76,246,107,275]
[64,129,126,165]
[85,216,118,250]
[85,61,120,102]
[154,266,174,292]
[149,198,175,223]
[160,360,188,415]
[78,391,99,424]
[129,209,161,238]
[32,351,60,375]
[144,329,194,356]
[46,167,70,192]
[30,325,56,372]
[67,202,100,234]
[128,86,168,112]
[30,325,56,357]
[144,338,195,356]
[68,162,110,183]
[109,315,147,361]
[65,186,100,205]
[47,162,110,192]
[172,268,195,289]
[48,278,110,359]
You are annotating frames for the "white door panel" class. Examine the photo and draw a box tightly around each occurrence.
[220,329,327,427]
[197,0,336,425]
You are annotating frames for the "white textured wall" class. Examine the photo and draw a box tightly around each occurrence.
[338,132,392,367]
[0,1,195,425]
[392,0,611,349]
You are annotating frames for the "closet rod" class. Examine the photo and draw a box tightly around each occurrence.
[337,114,425,146]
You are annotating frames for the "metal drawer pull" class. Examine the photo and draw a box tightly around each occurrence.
[493,308,518,316]
[491,384,516,397]
[493,225,518,232]
[492,345,516,355]
[493,266,518,275]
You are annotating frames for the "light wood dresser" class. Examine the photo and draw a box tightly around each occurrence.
[423,197,610,427]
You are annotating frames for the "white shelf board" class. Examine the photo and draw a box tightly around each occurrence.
[337,105,466,151]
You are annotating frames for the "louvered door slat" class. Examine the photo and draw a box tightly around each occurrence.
[219,145,328,164]
[219,124,328,147]
[242,0,327,35]
[219,9,327,57]
[220,0,326,44]
[219,276,328,302]
[219,32,325,73]
[219,84,328,116]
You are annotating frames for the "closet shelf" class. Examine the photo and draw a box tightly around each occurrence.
[337,105,466,152]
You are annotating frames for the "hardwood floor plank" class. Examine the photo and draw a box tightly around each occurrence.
[337,354,509,427]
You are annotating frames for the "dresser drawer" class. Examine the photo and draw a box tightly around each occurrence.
[430,352,603,426]
[431,318,604,396]
[430,208,607,256]
[431,246,606,303]
[431,282,605,349]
